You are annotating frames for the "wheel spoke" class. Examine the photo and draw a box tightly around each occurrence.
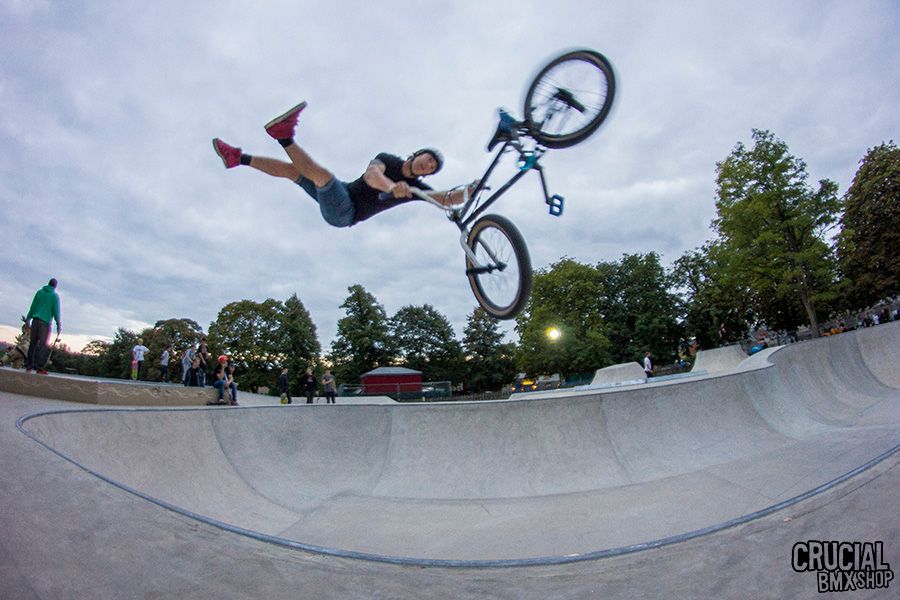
[469,219,525,314]
[524,50,615,148]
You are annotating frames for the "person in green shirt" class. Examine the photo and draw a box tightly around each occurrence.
[25,278,61,374]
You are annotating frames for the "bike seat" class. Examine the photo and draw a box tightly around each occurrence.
[487,109,519,151]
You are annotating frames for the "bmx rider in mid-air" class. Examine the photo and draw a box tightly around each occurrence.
[213,101,474,226]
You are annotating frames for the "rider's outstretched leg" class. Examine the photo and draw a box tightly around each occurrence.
[265,101,334,188]
[213,138,299,179]
[213,102,355,227]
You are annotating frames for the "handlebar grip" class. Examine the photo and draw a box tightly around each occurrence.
[379,187,432,202]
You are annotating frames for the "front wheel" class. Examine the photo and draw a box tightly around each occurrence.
[465,215,532,319]
[523,49,616,149]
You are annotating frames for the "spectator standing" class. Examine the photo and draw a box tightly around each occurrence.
[160,345,172,382]
[197,338,210,387]
[132,338,149,381]
[181,343,197,385]
[278,367,292,404]
[185,357,202,387]
[322,369,337,404]
[643,351,653,378]
[302,367,317,404]
[25,278,61,374]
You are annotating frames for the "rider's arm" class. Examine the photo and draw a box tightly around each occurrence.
[425,181,479,207]
[362,159,405,194]
[364,158,417,198]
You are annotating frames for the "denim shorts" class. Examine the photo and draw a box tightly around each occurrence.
[295,176,355,228]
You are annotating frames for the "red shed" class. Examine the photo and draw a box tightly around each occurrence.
[361,367,422,395]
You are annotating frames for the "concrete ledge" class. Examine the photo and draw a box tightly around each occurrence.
[691,344,748,373]
[0,367,220,407]
[590,361,647,386]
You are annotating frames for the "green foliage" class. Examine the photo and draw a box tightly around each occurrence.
[516,258,611,377]
[515,254,683,377]
[462,307,517,393]
[208,296,320,393]
[328,285,397,384]
[82,339,111,360]
[713,129,841,335]
[837,141,900,309]
[96,328,140,379]
[389,304,462,382]
[44,342,101,375]
[139,318,205,382]
[672,243,754,348]
[280,294,322,392]
[596,253,684,364]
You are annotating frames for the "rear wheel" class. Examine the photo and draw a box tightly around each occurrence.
[523,49,616,148]
[465,215,532,319]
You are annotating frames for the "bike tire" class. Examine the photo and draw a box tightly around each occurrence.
[466,214,532,319]
[523,49,616,149]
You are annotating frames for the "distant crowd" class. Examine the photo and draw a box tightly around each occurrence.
[131,338,338,406]
[748,300,899,351]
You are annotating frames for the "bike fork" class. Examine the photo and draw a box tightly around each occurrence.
[459,229,505,275]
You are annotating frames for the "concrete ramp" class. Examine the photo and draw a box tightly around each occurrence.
[17,321,900,566]
[590,361,647,386]
[691,343,748,373]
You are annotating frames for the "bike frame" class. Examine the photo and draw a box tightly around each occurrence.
[456,133,555,228]
[411,124,558,272]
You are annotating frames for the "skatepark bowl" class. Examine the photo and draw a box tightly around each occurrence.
[9,322,900,569]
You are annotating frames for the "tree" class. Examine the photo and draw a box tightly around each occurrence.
[714,129,841,336]
[837,141,900,310]
[139,318,205,382]
[328,285,396,384]
[208,299,285,392]
[596,253,684,365]
[462,307,517,392]
[279,294,321,392]
[79,340,111,376]
[44,342,100,376]
[672,243,754,348]
[515,258,612,377]
[94,328,140,379]
[389,304,462,382]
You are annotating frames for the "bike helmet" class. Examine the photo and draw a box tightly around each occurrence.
[409,147,444,175]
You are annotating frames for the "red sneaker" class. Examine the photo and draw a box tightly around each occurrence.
[212,138,242,169]
[37,369,49,375]
[264,101,307,140]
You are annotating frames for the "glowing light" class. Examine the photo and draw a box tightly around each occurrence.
[546,327,561,341]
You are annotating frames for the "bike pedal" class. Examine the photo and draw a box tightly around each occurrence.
[547,194,565,216]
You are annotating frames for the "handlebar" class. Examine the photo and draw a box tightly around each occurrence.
[378,185,477,213]
[377,186,440,206]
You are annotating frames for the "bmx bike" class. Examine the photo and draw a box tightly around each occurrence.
[396,49,615,319]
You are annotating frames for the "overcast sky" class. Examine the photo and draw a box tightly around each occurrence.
[1,0,898,353]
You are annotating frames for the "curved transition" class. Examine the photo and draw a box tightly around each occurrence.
[17,322,900,566]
